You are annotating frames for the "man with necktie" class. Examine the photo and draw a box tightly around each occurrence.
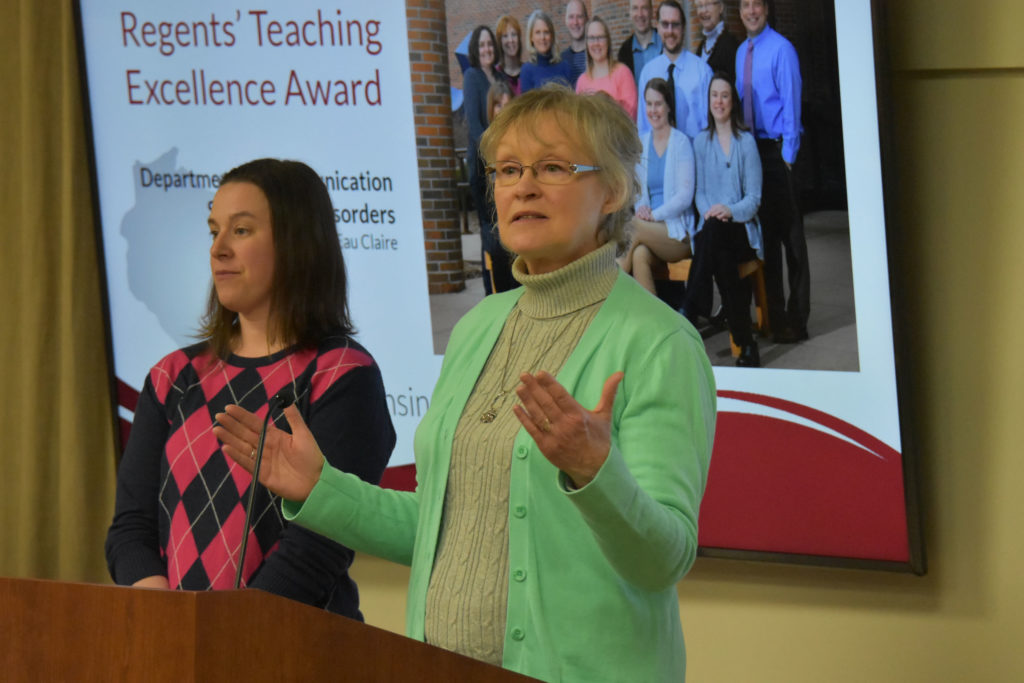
[735,0,809,342]
[637,0,713,140]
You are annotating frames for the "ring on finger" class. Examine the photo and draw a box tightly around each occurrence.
[249,447,256,460]
[540,418,552,433]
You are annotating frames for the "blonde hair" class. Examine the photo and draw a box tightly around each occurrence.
[480,83,641,244]
[526,10,560,64]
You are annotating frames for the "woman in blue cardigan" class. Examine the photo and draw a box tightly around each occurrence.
[215,86,715,682]
[519,10,571,92]
[689,72,763,366]
[623,77,696,296]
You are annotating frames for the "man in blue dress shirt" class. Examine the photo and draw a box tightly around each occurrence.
[735,0,809,342]
[637,0,713,140]
[617,0,663,85]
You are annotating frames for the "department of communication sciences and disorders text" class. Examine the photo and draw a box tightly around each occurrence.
[138,165,402,251]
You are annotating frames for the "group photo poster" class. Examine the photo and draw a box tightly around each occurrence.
[439,0,920,570]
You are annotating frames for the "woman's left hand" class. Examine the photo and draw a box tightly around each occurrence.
[513,370,624,489]
[705,203,733,221]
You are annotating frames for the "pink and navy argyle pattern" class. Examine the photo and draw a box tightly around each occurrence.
[149,341,372,590]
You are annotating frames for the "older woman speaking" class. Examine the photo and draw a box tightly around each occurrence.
[215,85,716,683]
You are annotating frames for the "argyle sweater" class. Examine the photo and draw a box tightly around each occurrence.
[105,335,395,617]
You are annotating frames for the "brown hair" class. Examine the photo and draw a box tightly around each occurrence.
[705,72,749,138]
[644,77,676,129]
[469,25,502,69]
[200,158,353,358]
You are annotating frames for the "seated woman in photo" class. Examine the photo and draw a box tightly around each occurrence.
[621,77,696,297]
[689,73,764,366]
[574,16,638,121]
[105,158,395,617]
[519,10,571,92]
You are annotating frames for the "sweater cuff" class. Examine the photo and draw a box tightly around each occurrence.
[560,444,635,519]
[111,548,167,586]
[281,462,346,524]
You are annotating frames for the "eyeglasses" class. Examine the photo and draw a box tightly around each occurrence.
[659,20,682,30]
[485,160,602,186]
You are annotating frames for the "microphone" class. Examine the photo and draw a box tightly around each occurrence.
[234,389,296,590]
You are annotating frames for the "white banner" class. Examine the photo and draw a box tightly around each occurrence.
[80,0,438,465]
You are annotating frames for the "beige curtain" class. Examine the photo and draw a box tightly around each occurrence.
[0,2,117,581]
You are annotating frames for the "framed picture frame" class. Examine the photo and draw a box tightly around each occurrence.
[77,0,924,573]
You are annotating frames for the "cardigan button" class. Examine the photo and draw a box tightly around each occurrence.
[515,446,527,459]
[511,627,525,641]
[512,568,527,582]
[513,505,527,518]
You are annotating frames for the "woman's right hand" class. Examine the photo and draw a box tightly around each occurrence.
[214,404,325,503]
[635,205,654,221]
[132,575,169,589]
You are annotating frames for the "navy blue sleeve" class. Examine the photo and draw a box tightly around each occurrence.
[464,67,490,155]
[105,377,170,585]
[247,363,395,616]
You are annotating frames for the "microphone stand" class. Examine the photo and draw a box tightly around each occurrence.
[233,391,293,590]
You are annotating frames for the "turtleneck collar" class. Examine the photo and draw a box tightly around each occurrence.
[512,241,619,319]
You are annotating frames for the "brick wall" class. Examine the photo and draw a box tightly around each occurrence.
[407,0,464,294]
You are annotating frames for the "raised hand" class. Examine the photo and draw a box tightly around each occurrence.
[214,404,326,503]
[512,370,624,488]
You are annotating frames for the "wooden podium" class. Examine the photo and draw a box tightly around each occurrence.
[0,577,537,682]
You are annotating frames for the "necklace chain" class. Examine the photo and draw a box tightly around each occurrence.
[479,306,588,423]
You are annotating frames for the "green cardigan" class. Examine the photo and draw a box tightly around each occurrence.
[286,270,716,682]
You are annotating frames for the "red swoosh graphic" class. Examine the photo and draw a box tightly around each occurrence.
[701,394,910,562]
[717,390,900,461]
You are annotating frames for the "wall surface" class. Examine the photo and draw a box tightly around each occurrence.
[351,2,1024,680]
